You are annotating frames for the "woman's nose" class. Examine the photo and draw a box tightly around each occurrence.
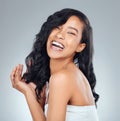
[56,31,65,40]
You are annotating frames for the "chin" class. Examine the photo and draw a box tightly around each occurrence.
[48,54,62,59]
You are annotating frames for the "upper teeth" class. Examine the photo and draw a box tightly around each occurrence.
[52,41,64,49]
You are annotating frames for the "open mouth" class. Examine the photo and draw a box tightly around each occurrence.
[51,41,64,50]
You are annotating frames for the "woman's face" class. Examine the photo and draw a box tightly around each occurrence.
[47,15,86,60]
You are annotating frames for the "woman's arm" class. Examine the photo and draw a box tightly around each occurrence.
[10,64,46,121]
[25,89,46,121]
[46,71,73,121]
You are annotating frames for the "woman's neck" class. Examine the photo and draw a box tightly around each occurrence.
[50,58,73,75]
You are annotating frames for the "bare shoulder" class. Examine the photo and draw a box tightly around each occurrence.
[49,69,74,88]
[49,69,74,98]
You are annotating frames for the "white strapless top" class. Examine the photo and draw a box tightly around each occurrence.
[44,104,99,121]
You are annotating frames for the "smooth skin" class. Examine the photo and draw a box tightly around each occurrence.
[10,16,95,121]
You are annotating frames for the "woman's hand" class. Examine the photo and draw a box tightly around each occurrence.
[10,64,36,97]
[10,64,46,108]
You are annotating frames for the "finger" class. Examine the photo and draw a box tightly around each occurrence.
[10,66,18,87]
[15,65,22,81]
[29,82,36,90]
[19,64,23,76]
[10,66,17,81]
[17,64,23,77]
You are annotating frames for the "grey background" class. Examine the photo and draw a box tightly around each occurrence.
[0,0,120,121]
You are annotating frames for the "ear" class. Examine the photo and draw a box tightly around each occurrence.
[76,43,86,52]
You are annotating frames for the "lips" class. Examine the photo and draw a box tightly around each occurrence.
[51,41,64,49]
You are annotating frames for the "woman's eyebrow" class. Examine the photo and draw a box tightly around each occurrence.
[68,26,78,33]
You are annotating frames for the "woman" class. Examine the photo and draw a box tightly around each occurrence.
[10,8,99,121]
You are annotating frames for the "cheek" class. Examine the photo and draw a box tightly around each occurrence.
[46,37,51,52]
[67,37,80,48]
[47,33,53,46]
[66,42,78,54]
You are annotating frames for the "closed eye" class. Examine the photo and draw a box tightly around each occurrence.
[67,32,76,36]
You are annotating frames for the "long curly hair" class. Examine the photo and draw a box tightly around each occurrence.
[22,8,99,103]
